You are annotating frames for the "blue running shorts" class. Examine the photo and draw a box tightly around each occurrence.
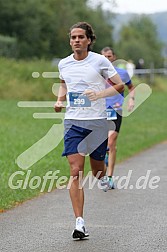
[62,119,108,161]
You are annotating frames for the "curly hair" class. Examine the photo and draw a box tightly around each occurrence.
[69,22,96,51]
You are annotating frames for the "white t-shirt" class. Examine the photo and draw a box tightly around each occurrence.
[58,51,117,120]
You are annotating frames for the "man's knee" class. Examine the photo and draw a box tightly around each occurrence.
[108,134,118,151]
[70,166,83,178]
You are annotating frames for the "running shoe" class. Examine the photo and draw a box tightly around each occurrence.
[72,217,89,239]
[99,176,110,192]
[108,177,115,189]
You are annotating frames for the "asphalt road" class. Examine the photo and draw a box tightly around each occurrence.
[0,142,167,252]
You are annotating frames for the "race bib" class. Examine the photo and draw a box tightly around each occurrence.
[106,108,117,120]
[69,92,91,107]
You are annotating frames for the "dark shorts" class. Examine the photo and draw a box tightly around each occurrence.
[108,110,122,133]
[62,119,108,161]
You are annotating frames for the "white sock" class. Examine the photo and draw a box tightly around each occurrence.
[76,217,84,228]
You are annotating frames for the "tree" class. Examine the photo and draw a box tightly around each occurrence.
[0,0,54,58]
[115,15,163,68]
[0,0,115,59]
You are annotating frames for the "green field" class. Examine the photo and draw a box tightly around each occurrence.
[0,58,167,211]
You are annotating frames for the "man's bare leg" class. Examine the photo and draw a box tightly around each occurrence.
[107,130,118,177]
[67,153,85,218]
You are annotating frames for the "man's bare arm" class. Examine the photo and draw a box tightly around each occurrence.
[84,73,124,101]
[54,80,67,112]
